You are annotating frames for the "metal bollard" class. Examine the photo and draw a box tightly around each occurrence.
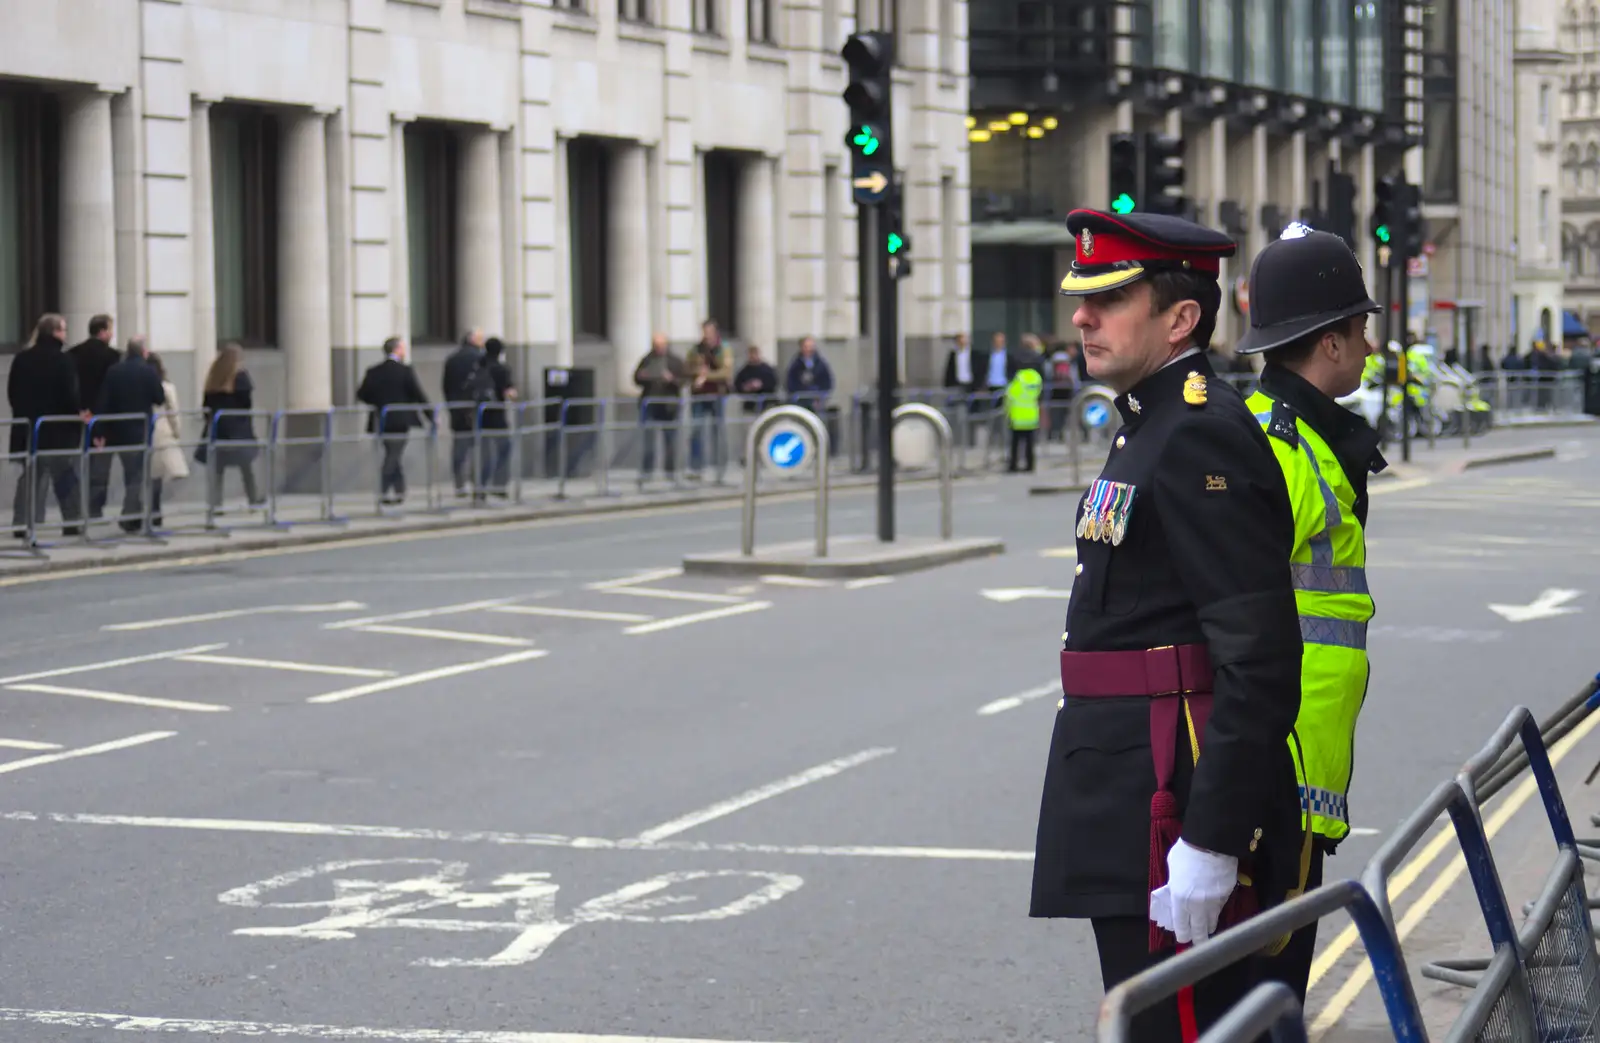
[890,403,954,540]
[741,405,830,558]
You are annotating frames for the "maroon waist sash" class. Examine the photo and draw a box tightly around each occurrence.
[1059,644,1257,951]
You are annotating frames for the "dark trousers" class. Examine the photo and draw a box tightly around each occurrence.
[450,431,478,492]
[114,448,147,530]
[1009,428,1036,472]
[1257,841,1328,1004]
[1092,917,1261,1043]
[12,457,82,534]
[86,451,114,517]
[380,435,408,498]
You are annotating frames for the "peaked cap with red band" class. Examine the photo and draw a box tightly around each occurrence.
[1059,208,1237,297]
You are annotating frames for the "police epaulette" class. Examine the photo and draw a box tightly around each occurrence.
[1267,398,1299,446]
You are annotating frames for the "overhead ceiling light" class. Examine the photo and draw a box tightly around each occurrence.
[1009,111,1028,124]
[1026,126,1045,138]
[1042,116,1059,130]
[969,129,992,142]
[989,120,1011,132]
[965,115,977,128]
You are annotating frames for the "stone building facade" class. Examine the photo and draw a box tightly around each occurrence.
[0,0,971,412]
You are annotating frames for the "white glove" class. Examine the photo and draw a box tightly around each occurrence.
[1149,838,1239,945]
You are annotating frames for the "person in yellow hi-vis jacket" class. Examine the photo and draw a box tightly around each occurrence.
[1232,224,1386,1004]
[1006,365,1043,472]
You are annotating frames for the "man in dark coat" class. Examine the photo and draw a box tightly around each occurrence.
[1031,209,1305,1042]
[8,313,84,538]
[441,328,491,496]
[96,335,168,532]
[69,313,120,518]
[358,336,432,505]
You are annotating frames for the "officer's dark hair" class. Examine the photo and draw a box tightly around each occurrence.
[1147,270,1221,353]
[1263,314,1365,369]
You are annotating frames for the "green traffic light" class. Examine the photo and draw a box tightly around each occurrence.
[1111,193,1135,215]
[1375,224,1391,244]
[887,232,904,254]
[852,125,880,156]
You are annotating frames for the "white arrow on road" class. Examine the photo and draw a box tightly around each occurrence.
[981,588,1073,603]
[103,602,369,631]
[1487,588,1583,623]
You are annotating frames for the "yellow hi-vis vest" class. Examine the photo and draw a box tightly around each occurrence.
[1246,390,1374,842]
[1007,368,1043,430]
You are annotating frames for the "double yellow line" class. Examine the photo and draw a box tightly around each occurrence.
[1307,704,1600,1036]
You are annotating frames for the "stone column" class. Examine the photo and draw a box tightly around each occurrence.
[278,110,333,410]
[456,127,504,337]
[191,100,217,400]
[390,118,412,342]
[59,89,118,340]
[607,142,651,361]
[1209,116,1231,345]
[736,154,777,353]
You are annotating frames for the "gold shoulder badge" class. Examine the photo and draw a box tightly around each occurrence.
[1205,475,1227,491]
[1080,227,1094,258]
[1183,370,1207,406]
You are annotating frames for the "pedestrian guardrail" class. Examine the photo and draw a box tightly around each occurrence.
[890,403,954,539]
[741,405,830,558]
[1099,701,1600,1043]
[1195,982,1309,1043]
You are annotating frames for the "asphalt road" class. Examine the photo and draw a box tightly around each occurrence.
[0,428,1596,1042]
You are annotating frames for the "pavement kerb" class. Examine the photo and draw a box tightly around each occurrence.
[1450,445,1559,472]
[0,469,999,579]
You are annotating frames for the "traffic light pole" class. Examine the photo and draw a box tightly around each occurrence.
[875,200,898,542]
[1397,252,1411,463]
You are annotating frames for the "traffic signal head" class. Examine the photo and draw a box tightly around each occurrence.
[1370,176,1396,246]
[842,31,894,196]
[1399,182,1423,258]
[1142,132,1186,215]
[1327,170,1357,246]
[1108,133,1138,213]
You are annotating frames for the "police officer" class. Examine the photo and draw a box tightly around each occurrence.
[1006,363,1043,472]
[1234,225,1385,1002]
[1030,208,1306,1042]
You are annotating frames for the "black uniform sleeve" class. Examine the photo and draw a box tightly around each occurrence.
[1152,412,1302,858]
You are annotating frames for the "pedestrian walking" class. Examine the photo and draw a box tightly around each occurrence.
[1031,208,1306,1043]
[95,335,167,532]
[145,351,188,528]
[357,336,432,506]
[1232,224,1386,1004]
[69,314,119,518]
[199,343,263,508]
[7,313,84,538]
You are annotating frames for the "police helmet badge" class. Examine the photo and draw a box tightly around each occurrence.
[1183,370,1208,406]
[1080,227,1094,258]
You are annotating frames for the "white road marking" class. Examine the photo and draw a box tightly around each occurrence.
[977,681,1062,716]
[307,650,549,705]
[175,654,396,678]
[7,683,230,714]
[981,587,1072,603]
[1369,476,1432,495]
[487,605,652,624]
[0,739,60,751]
[324,598,522,630]
[0,1007,803,1043]
[603,587,750,604]
[585,566,684,589]
[0,809,1033,861]
[759,574,835,588]
[1487,587,1583,622]
[353,624,535,647]
[1039,546,1078,558]
[1348,827,1380,836]
[727,584,760,595]
[632,747,896,843]
[843,576,895,589]
[0,643,229,685]
[102,601,367,631]
[622,601,773,635]
[0,732,174,776]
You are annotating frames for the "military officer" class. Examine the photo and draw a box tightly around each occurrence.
[1234,225,1385,1003]
[1030,208,1306,1042]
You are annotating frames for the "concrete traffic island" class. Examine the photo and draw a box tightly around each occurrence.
[683,534,1005,579]
[685,403,1004,579]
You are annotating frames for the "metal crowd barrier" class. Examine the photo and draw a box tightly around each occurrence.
[1196,982,1310,1043]
[1099,702,1600,1043]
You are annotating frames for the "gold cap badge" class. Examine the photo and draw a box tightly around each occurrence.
[1080,228,1094,258]
[1183,371,1207,406]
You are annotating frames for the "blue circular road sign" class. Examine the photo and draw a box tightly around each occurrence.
[1083,401,1110,428]
[767,430,807,470]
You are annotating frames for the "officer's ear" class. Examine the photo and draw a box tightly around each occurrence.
[1164,299,1201,348]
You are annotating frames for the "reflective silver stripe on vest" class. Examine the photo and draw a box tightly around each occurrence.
[1300,615,1367,649]
[1297,440,1341,568]
[1299,785,1349,823]
[1291,561,1371,595]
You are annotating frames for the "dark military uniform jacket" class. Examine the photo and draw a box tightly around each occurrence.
[1030,352,1305,920]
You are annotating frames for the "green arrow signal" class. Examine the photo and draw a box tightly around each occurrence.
[852,126,880,156]
[887,232,904,254]
[1111,192,1135,215]
[1375,224,1391,244]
